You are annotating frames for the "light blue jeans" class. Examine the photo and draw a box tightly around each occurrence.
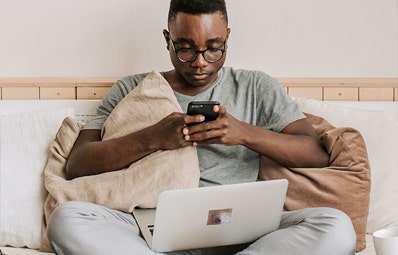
[47,201,356,255]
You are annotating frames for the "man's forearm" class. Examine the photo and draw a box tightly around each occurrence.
[241,122,329,168]
[65,130,158,180]
[65,112,196,180]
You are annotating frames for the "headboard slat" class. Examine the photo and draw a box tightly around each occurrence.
[1,78,396,101]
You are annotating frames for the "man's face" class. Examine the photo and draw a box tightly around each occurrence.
[165,11,230,90]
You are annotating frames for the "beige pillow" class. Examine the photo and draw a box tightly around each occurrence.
[40,70,200,251]
[258,113,371,252]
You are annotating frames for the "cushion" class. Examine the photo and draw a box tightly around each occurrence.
[0,107,73,249]
[41,70,200,251]
[293,97,398,234]
[258,113,371,251]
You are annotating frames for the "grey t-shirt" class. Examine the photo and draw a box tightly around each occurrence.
[84,67,305,187]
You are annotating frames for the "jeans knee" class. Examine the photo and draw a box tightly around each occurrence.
[47,202,68,240]
[320,207,357,255]
[46,201,86,251]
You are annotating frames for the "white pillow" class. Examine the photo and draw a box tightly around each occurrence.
[0,107,74,248]
[293,97,398,233]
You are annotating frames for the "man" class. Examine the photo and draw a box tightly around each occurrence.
[47,0,356,254]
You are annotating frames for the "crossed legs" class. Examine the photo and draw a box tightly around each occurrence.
[47,201,356,255]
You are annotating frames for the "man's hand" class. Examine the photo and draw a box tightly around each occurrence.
[182,105,245,146]
[149,112,206,149]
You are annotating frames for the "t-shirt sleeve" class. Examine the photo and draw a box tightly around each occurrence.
[82,81,125,130]
[82,74,147,130]
[256,72,305,132]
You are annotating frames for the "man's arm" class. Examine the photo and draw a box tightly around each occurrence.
[240,118,329,167]
[184,105,329,168]
[66,112,203,180]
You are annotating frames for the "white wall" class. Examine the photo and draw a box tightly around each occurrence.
[0,0,397,78]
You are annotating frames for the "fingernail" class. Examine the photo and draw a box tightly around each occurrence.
[183,127,189,135]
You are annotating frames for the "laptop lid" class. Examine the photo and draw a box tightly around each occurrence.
[134,179,288,253]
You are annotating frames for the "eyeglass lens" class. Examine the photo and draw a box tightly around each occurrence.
[177,48,224,63]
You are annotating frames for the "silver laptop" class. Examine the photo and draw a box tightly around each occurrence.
[133,179,288,253]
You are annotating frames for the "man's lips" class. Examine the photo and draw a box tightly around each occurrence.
[191,73,209,80]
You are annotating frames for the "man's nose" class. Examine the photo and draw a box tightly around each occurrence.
[190,53,208,68]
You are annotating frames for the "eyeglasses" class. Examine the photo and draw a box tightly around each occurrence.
[169,36,226,63]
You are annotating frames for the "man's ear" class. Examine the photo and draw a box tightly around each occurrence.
[226,28,231,49]
[163,29,170,51]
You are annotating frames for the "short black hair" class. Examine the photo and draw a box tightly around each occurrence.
[168,0,228,25]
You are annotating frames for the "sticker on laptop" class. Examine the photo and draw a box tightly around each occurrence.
[207,208,233,225]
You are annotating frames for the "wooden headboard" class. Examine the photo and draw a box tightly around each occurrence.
[0,78,397,101]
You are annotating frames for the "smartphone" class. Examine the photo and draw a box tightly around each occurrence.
[187,101,220,122]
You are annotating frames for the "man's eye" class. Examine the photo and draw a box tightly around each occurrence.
[207,48,220,53]
[179,48,194,52]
